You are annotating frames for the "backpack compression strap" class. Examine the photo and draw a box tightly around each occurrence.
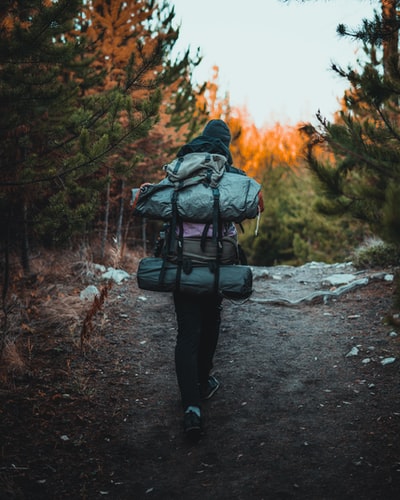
[159,189,180,286]
[159,188,187,291]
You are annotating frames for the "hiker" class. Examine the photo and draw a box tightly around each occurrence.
[172,119,246,441]
[133,117,262,441]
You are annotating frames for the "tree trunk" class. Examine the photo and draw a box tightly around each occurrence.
[382,0,399,79]
[1,207,12,357]
[101,174,111,261]
[116,179,125,247]
[21,201,30,274]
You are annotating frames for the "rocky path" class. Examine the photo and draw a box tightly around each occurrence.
[1,261,400,500]
[110,262,400,499]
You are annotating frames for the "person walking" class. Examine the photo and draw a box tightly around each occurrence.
[171,119,246,442]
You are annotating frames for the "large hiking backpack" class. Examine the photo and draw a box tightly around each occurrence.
[133,152,263,298]
[131,152,263,223]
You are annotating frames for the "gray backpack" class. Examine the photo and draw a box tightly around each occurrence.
[164,152,226,187]
[131,152,263,223]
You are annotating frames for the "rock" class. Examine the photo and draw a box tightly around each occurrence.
[80,285,100,301]
[323,274,357,287]
[252,268,270,279]
[102,268,130,284]
[381,357,396,366]
[94,263,107,273]
[346,346,359,357]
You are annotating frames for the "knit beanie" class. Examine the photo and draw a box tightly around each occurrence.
[202,119,231,148]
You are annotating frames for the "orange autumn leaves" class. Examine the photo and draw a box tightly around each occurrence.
[201,67,309,179]
[231,119,308,179]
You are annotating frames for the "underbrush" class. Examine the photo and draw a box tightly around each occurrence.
[0,244,143,383]
[352,238,400,310]
[352,237,400,269]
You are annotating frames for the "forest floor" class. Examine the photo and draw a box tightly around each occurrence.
[1,252,400,500]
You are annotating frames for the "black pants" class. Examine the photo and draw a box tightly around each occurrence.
[173,291,222,410]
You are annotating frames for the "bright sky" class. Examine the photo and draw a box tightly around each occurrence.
[171,0,378,127]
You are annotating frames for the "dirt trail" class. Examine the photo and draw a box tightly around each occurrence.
[1,263,400,500]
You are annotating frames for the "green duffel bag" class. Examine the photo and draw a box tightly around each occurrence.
[136,257,253,300]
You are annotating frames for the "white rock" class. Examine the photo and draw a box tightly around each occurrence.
[346,346,359,357]
[102,268,130,283]
[381,357,396,366]
[80,285,100,301]
[324,274,357,286]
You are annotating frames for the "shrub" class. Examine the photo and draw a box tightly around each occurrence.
[352,238,400,269]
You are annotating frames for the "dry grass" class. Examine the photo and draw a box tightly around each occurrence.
[1,337,25,374]
[0,244,143,379]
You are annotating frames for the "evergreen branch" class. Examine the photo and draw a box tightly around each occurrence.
[125,51,162,92]
[31,1,77,47]
[325,136,390,176]
[2,87,153,174]
[375,104,400,143]
[337,14,400,46]
[0,112,153,187]
[315,113,390,176]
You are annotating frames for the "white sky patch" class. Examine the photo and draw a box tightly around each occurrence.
[171,0,378,127]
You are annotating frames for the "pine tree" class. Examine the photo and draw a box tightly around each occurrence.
[0,0,204,266]
[0,0,92,268]
[75,0,206,257]
[304,0,400,248]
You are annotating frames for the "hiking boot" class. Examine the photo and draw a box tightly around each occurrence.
[183,410,202,442]
[201,375,220,400]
